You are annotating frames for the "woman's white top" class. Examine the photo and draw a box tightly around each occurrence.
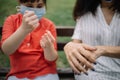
[72,6,120,80]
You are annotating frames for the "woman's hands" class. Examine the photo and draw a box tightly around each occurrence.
[64,41,105,74]
[21,11,39,33]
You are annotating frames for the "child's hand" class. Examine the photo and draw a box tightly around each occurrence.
[40,30,58,61]
[21,10,39,33]
[40,30,55,48]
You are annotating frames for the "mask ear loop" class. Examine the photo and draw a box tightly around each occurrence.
[16,6,20,12]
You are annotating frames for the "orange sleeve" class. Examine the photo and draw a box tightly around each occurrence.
[1,15,15,44]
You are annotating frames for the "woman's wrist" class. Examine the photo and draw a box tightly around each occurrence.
[95,46,108,56]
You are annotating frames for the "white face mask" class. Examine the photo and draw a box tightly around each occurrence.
[19,5,46,20]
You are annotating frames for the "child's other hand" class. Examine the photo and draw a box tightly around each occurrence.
[21,10,39,32]
[40,30,55,48]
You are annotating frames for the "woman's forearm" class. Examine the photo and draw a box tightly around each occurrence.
[97,46,120,58]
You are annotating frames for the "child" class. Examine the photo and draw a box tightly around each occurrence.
[1,0,59,80]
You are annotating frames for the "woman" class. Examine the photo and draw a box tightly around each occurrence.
[64,0,120,80]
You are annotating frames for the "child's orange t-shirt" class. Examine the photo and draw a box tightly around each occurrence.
[1,14,57,79]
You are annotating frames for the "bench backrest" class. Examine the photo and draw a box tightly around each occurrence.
[56,27,74,51]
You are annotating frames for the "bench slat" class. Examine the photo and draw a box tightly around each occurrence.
[57,68,74,79]
[0,27,74,36]
[57,27,74,36]
[57,42,66,51]
[0,68,9,76]
[0,27,2,35]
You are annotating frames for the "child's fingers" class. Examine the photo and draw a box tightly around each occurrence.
[24,13,38,23]
[45,33,52,43]
[28,19,39,28]
[23,11,35,18]
[27,15,38,21]
[46,30,55,43]
[42,33,52,46]
[23,11,39,28]
[41,31,55,48]
[33,23,39,28]
[41,35,48,47]
[42,33,50,43]
[40,39,46,48]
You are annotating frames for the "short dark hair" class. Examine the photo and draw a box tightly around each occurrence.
[18,0,46,5]
[73,0,120,20]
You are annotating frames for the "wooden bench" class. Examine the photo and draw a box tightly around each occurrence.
[0,26,75,80]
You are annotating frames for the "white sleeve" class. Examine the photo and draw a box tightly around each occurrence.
[71,18,83,40]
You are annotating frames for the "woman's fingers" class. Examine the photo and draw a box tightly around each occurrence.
[70,52,88,73]
[66,55,80,73]
[78,45,96,64]
[66,47,89,74]
[82,43,97,51]
[64,44,80,73]
[64,42,96,73]
[73,49,94,70]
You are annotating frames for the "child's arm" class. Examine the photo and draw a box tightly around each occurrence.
[40,30,58,61]
[1,11,39,55]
